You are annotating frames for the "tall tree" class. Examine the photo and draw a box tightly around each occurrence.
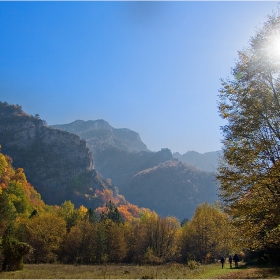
[60,219,97,264]
[24,212,66,263]
[180,203,234,263]
[217,10,280,258]
[100,200,123,224]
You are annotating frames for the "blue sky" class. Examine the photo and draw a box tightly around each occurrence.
[0,1,278,154]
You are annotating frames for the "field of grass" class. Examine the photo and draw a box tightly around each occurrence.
[1,262,280,279]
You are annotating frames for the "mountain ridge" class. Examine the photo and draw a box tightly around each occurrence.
[122,159,218,220]
[53,119,219,220]
[52,119,149,154]
[0,102,121,209]
[0,102,220,220]
[173,150,221,172]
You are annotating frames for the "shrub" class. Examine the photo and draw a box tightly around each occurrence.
[188,260,199,270]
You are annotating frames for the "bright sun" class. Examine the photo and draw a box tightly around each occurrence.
[269,36,280,60]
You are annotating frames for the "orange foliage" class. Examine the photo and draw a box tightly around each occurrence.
[95,205,107,218]
[0,152,45,213]
[94,188,119,205]
[118,204,142,222]
[117,205,134,221]
[96,203,144,222]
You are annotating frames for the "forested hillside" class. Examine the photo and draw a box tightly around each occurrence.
[54,120,218,219]
[122,160,218,220]
[0,150,237,271]
[0,102,122,209]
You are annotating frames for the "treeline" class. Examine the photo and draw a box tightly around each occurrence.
[0,151,239,271]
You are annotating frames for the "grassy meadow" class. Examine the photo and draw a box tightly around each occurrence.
[1,262,280,279]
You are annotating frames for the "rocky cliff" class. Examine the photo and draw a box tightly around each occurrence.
[0,102,114,208]
[52,120,174,187]
[52,119,149,154]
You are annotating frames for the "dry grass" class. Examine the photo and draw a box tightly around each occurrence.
[215,266,280,279]
[1,262,280,279]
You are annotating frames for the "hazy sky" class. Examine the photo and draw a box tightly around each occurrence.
[0,1,278,154]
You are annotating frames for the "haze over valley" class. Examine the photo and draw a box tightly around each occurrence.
[0,102,219,221]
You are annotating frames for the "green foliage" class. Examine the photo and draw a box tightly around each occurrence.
[86,208,98,224]
[188,260,199,270]
[57,200,80,231]
[2,236,31,271]
[217,10,280,260]
[7,181,31,214]
[0,191,17,236]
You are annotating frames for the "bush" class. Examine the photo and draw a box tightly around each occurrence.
[2,237,32,271]
[143,248,164,265]
[188,260,199,270]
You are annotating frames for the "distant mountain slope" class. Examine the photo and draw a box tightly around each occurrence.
[52,119,174,189]
[0,102,120,209]
[122,160,218,220]
[52,120,149,154]
[173,150,221,172]
[52,119,219,220]
[94,147,173,188]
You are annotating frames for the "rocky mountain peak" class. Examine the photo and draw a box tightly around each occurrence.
[0,101,112,208]
[52,119,149,153]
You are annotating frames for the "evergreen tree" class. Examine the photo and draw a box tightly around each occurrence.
[100,200,123,224]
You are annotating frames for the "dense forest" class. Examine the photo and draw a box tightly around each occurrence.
[0,151,237,271]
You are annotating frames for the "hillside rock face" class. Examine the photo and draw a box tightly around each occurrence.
[52,120,149,154]
[52,120,173,186]
[0,102,111,208]
[122,160,218,220]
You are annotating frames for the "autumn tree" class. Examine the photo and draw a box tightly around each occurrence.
[130,210,180,264]
[217,10,280,260]
[23,212,66,263]
[98,219,127,263]
[60,218,97,264]
[0,152,47,270]
[57,200,81,231]
[99,200,123,224]
[2,225,32,271]
[180,203,235,263]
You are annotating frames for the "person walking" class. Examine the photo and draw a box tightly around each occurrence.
[229,255,233,268]
[220,256,225,268]
[233,254,239,268]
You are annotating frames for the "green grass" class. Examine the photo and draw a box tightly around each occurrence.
[1,262,280,279]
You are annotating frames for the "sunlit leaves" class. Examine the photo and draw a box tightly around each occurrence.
[180,203,236,263]
[24,212,67,263]
[218,11,280,255]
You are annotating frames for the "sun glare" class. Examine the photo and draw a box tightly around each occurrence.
[271,37,280,57]
[268,36,280,60]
